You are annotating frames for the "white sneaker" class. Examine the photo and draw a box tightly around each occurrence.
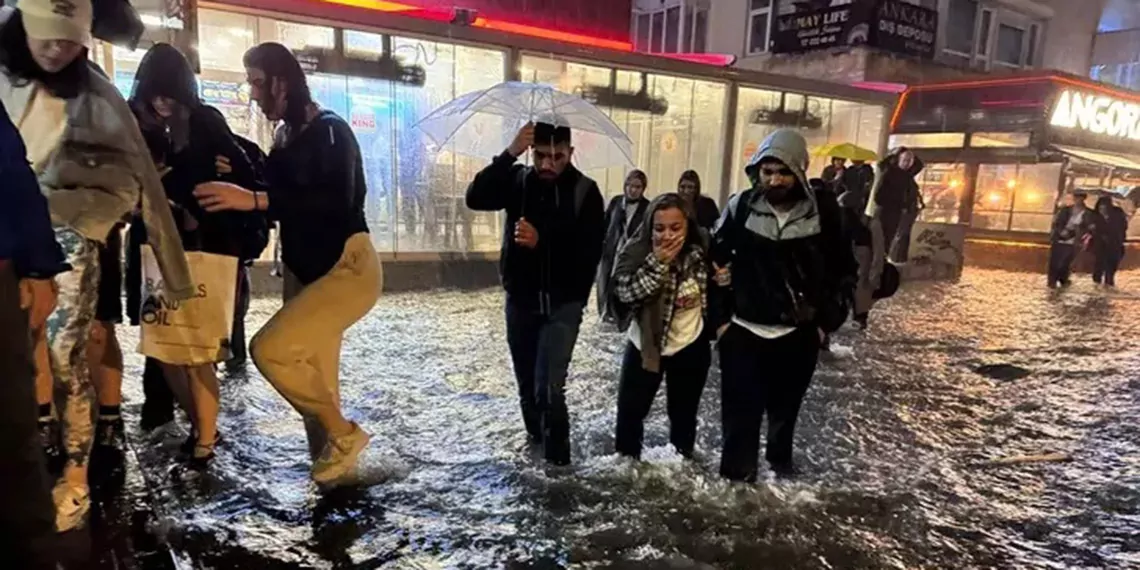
[312,423,371,489]
[52,481,90,532]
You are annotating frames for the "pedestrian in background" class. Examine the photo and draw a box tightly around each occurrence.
[597,169,649,323]
[677,170,720,231]
[1092,195,1127,287]
[872,148,923,262]
[1048,192,1094,289]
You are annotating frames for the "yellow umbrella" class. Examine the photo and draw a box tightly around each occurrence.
[813,142,878,162]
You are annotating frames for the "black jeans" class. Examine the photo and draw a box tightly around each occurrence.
[1048,243,1077,287]
[879,206,903,260]
[0,264,58,568]
[718,325,820,482]
[505,298,584,465]
[1093,246,1123,286]
[615,339,711,459]
[230,262,252,364]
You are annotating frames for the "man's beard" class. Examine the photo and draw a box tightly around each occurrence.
[762,182,806,205]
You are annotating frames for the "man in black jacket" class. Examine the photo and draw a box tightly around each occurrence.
[466,121,605,466]
[710,128,855,482]
[1048,192,1094,288]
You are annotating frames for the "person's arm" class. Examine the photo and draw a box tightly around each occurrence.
[2,121,68,279]
[614,248,669,304]
[465,151,523,212]
[708,194,740,334]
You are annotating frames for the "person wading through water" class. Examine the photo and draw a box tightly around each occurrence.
[466,120,605,466]
[193,42,382,489]
[610,193,716,460]
[130,42,268,468]
[596,169,650,324]
[0,0,192,531]
[710,128,855,481]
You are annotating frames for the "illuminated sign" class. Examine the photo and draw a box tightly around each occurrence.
[1050,90,1140,140]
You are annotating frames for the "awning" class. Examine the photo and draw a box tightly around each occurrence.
[1052,144,1140,171]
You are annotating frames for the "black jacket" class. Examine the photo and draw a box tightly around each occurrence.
[467,151,605,312]
[265,111,370,285]
[1051,206,1095,244]
[1096,206,1128,254]
[710,181,856,334]
[597,195,649,317]
[694,195,720,231]
[874,158,924,211]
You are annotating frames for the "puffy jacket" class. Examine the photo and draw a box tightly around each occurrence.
[710,129,856,333]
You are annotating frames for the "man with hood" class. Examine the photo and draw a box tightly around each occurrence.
[871,148,924,262]
[678,170,720,231]
[710,128,855,482]
[596,169,650,322]
[466,120,605,466]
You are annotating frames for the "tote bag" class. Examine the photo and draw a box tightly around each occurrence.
[138,246,238,365]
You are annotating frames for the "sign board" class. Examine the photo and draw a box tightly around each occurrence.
[902,222,966,281]
[770,0,937,60]
[1050,90,1140,141]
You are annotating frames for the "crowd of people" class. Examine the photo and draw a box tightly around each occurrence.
[0,0,1131,567]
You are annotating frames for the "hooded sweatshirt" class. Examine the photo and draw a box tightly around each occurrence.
[0,8,192,299]
[710,129,855,336]
[611,194,711,372]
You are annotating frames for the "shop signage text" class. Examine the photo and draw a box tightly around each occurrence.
[770,0,937,59]
[1050,90,1140,141]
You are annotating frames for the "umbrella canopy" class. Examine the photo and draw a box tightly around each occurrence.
[415,81,635,171]
[813,142,878,162]
[92,0,144,49]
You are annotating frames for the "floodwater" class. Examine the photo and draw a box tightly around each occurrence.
[114,268,1140,569]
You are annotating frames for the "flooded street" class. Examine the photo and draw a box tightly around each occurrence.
[113,268,1140,569]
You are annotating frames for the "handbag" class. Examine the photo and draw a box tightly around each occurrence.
[138,246,238,365]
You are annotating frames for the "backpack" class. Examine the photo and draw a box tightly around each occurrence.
[231,135,271,262]
[515,166,592,218]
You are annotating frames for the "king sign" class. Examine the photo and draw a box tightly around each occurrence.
[1050,90,1140,140]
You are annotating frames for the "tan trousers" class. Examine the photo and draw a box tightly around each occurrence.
[251,233,382,460]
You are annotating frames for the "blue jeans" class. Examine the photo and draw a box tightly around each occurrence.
[505,299,584,465]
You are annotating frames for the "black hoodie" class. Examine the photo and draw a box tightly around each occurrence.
[467,151,605,313]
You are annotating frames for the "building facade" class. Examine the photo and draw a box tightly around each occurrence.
[637,0,1108,86]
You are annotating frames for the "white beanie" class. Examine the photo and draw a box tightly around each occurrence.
[18,0,92,45]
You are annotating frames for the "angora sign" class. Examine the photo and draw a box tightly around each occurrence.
[1050,90,1140,140]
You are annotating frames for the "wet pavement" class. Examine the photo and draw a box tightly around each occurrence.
[94,267,1139,569]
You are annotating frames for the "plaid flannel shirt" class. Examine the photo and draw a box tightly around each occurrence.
[615,247,708,342]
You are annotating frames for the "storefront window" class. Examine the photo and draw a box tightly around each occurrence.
[733,87,884,190]
[113,9,509,255]
[970,132,1031,148]
[888,133,966,149]
[972,163,1062,232]
[519,54,728,205]
[917,163,966,224]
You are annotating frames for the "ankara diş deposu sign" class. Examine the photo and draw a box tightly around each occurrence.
[1050,90,1140,140]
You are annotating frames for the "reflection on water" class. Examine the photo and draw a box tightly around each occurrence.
[117,269,1140,568]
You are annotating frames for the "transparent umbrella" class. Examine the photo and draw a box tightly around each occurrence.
[415,81,636,171]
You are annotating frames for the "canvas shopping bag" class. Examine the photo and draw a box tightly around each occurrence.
[138,246,238,365]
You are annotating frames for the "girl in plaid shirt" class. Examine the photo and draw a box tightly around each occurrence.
[609,193,717,459]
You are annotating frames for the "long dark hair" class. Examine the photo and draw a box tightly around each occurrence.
[679,170,701,193]
[242,42,313,127]
[0,10,88,98]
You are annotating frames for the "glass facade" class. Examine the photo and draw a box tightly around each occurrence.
[970,163,1062,232]
[917,163,966,224]
[105,7,891,255]
[518,55,727,202]
[732,87,884,191]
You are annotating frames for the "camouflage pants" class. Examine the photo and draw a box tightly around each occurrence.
[46,227,101,470]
